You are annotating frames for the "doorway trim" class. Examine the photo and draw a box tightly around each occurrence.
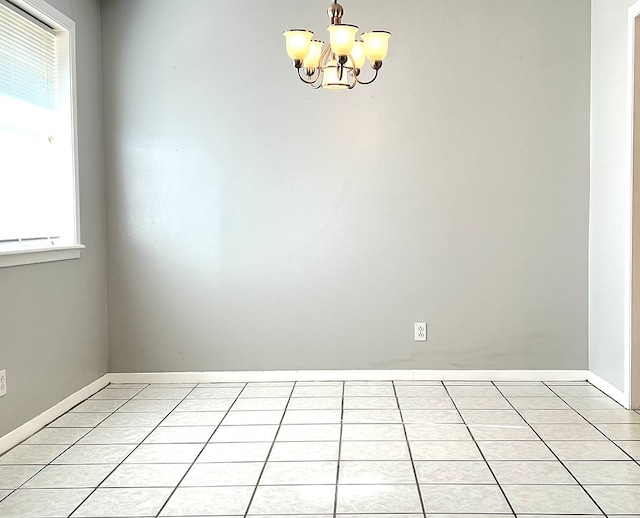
[626,0,640,409]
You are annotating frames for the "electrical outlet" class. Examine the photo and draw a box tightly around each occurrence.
[414,323,427,342]
[0,370,6,397]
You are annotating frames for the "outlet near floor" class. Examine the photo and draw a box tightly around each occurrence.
[414,323,427,341]
[0,369,6,397]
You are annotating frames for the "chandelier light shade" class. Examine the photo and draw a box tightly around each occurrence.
[283,1,391,90]
[327,24,358,56]
[283,30,314,61]
[303,40,324,69]
[362,31,391,61]
[350,41,366,70]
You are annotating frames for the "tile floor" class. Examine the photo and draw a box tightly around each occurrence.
[0,380,639,517]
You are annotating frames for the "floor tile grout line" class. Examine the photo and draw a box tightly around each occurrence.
[4,384,151,505]
[442,381,517,518]
[391,380,427,518]
[332,381,345,518]
[572,378,622,400]
[492,381,609,518]
[540,381,640,467]
[153,382,249,518]
[0,381,268,509]
[64,383,199,518]
[65,381,148,414]
[242,381,298,518]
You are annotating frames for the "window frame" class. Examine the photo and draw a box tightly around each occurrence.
[0,0,83,268]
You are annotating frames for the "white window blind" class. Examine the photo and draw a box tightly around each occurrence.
[0,0,74,246]
[0,0,56,109]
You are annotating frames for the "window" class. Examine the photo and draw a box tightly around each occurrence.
[0,0,82,267]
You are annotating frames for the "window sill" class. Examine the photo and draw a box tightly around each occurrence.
[0,245,85,268]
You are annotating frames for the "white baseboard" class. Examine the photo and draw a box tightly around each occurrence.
[0,369,598,456]
[587,370,629,408]
[109,369,589,384]
[0,375,110,455]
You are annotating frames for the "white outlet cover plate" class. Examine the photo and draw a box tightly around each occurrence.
[0,369,6,397]
[414,323,427,342]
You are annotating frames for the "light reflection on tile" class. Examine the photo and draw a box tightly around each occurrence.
[340,441,410,461]
[578,409,640,423]
[336,484,423,514]
[342,424,406,441]
[211,425,279,443]
[565,460,640,484]
[250,485,335,514]
[467,424,538,441]
[503,485,603,514]
[339,460,415,484]
[394,385,448,397]
[446,386,502,397]
[115,399,179,414]
[410,441,482,461]
[0,445,69,465]
[270,441,339,461]
[198,442,272,462]
[102,463,189,487]
[415,460,494,484]
[24,464,116,488]
[50,413,110,428]
[261,461,337,485]
[478,441,555,461]
[161,486,254,516]
[595,423,640,440]
[547,440,629,460]
[71,400,125,413]
[0,488,92,517]
[0,465,45,489]
[489,460,575,484]
[52,444,134,465]
[78,427,153,445]
[143,426,215,444]
[586,485,640,514]
[124,443,203,464]
[72,487,173,517]
[24,428,91,445]
[617,440,640,460]
[277,424,341,442]
[420,484,511,514]
[532,423,607,441]
[405,423,471,441]
[181,462,263,486]
[397,397,455,410]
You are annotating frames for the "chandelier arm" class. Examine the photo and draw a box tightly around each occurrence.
[305,70,323,88]
[354,67,379,85]
[346,68,357,89]
[297,67,320,85]
[319,43,332,68]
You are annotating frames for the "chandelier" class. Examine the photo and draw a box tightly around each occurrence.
[283,1,391,90]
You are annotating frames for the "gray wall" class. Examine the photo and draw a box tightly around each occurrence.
[0,0,107,436]
[589,0,636,392]
[102,0,591,373]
